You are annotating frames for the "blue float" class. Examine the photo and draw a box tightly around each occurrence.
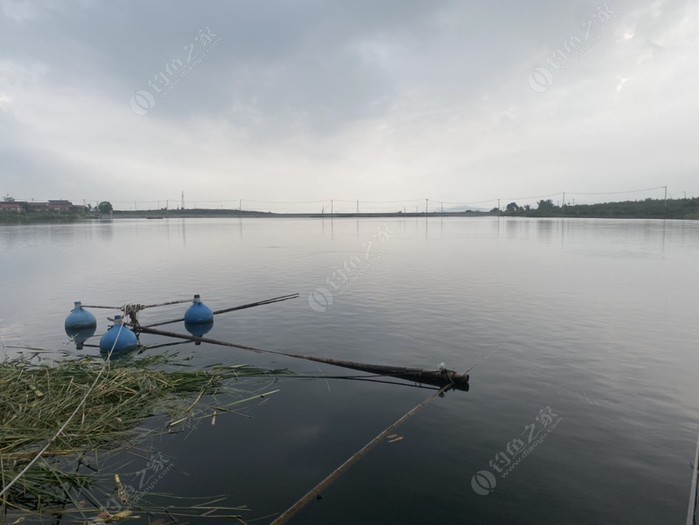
[65,301,97,350]
[99,315,139,354]
[184,294,214,324]
[65,301,97,331]
[184,320,213,344]
[66,326,96,350]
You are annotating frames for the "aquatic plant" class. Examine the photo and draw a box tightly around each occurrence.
[0,352,282,522]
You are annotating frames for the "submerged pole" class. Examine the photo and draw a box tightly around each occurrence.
[688,430,699,525]
[270,384,452,525]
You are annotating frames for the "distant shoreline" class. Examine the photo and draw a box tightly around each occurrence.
[1,196,698,223]
[1,211,697,224]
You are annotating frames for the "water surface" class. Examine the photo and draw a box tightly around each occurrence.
[1,217,697,524]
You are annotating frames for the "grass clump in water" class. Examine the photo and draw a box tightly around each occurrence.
[0,352,282,522]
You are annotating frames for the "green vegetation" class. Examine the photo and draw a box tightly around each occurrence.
[499,197,699,220]
[0,211,88,224]
[0,353,282,522]
[97,201,113,214]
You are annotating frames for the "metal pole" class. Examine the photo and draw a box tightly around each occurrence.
[331,200,334,214]
[425,198,428,214]
[562,192,565,215]
[687,430,699,525]
[270,385,452,525]
[357,199,359,214]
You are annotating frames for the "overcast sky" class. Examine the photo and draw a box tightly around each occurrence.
[0,0,697,211]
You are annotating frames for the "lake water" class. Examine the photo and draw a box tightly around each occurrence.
[1,217,698,524]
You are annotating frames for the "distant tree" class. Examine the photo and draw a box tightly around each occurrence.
[490,207,500,213]
[3,194,15,202]
[505,202,521,213]
[537,199,556,211]
[523,204,531,211]
[97,201,113,214]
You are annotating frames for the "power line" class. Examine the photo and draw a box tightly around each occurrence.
[568,186,665,196]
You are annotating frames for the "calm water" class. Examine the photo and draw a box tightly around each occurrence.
[1,217,698,524]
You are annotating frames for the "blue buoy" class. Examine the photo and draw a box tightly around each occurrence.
[185,320,213,344]
[99,315,139,354]
[184,294,214,324]
[65,301,97,331]
[65,301,97,350]
[66,326,96,350]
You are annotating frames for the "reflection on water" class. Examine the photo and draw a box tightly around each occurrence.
[0,217,698,524]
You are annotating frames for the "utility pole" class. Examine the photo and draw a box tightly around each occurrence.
[562,192,565,215]
[425,198,429,214]
[356,199,359,214]
[181,191,185,210]
[331,200,334,215]
[441,201,444,213]
[664,185,668,216]
[239,199,242,212]
[497,198,501,214]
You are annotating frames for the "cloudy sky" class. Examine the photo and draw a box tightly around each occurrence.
[0,0,697,211]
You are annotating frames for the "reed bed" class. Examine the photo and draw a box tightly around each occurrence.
[0,353,283,523]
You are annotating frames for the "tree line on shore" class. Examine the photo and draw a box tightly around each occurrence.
[497,197,699,220]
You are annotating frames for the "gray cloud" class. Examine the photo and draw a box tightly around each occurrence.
[0,0,697,208]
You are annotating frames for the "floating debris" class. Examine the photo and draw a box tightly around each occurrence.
[0,353,281,522]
